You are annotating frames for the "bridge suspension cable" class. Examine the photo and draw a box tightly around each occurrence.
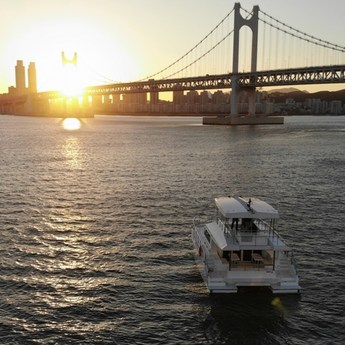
[141,8,235,80]
[259,9,345,53]
[163,27,234,79]
[252,7,345,70]
[95,4,345,84]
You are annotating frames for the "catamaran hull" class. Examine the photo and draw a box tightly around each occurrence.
[194,258,301,294]
[192,228,301,294]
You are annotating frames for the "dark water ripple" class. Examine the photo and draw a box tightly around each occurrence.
[1,115,345,344]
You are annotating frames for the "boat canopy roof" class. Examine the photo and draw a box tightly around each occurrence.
[215,196,279,219]
[206,222,240,251]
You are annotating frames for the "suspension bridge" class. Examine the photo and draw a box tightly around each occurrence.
[1,2,345,124]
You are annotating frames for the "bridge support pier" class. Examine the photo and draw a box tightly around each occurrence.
[231,2,259,116]
[231,3,259,118]
[203,2,283,125]
[203,115,284,126]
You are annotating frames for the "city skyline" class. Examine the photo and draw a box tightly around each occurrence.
[1,0,345,94]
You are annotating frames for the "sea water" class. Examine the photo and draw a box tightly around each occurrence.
[0,115,344,344]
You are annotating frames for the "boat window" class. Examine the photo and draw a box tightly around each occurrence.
[222,250,229,259]
[241,218,257,231]
[204,229,211,243]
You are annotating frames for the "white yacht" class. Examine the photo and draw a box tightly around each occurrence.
[192,196,301,294]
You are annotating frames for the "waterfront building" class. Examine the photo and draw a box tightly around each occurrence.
[15,60,26,95]
[173,90,184,104]
[329,100,342,114]
[200,91,212,104]
[123,93,147,104]
[28,62,37,93]
[212,90,228,105]
[185,90,199,104]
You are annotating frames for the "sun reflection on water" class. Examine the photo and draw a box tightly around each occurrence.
[62,118,82,131]
[62,137,83,170]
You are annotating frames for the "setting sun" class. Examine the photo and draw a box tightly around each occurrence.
[60,54,84,97]
[3,14,140,94]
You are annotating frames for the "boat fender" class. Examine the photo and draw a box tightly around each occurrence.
[198,246,203,256]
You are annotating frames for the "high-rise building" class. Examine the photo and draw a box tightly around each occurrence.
[15,60,26,95]
[28,62,37,93]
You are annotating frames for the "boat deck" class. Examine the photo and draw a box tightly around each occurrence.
[217,254,274,271]
[192,196,301,294]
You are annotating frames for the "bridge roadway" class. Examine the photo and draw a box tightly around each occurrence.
[83,64,345,96]
[2,64,345,104]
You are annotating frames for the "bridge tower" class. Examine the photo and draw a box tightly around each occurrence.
[61,51,78,65]
[231,3,259,116]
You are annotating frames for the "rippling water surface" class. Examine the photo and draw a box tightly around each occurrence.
[1,115,344,344]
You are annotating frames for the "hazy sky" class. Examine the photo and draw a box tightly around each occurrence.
[1,0,345,93]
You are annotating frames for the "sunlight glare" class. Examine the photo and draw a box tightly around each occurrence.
[62,118,82,131]
[271,297,287,314]
[60,59,84,97]
[7,17,140,92]
[61,136,83,169]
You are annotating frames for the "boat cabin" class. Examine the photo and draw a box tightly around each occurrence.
[192,195,301,293]
[206,196,291,270]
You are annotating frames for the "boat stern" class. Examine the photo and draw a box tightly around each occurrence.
[270,279,302,294]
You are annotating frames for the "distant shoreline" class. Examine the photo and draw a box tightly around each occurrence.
[1,113,344,118]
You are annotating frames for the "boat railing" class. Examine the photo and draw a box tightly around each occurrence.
[281,250,298,274]
[233,218,286,247]
[258,220,296,249]
[255,219,277,234]
[193,216,202,226]
[230,262,274,272]
[192,221,212,252]
[234,229,272,247]
[267,228,294,251]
